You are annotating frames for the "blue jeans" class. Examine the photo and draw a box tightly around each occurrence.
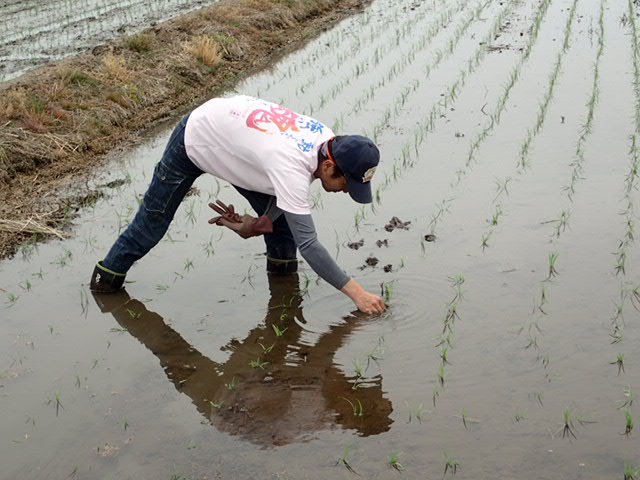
[102,114,297,275]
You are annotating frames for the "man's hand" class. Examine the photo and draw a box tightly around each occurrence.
[208,200,273,238]
[341,279,387,314]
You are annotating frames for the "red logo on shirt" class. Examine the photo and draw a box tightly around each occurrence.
[246,105,300,133]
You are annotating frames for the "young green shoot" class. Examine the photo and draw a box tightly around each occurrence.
[619,386,636,409]
[341,397,364,416]
[611,353,625,375]
[337,445,358,474]
[389,451,404,472]
[546,253,559,280]
[514,410,527,422]
[225,377,237,391]
[444,454,460,476]
[625,462,639,480]
[249,358,270,369]
[406,401,427,424]
[259,342,275,354]
[272,324,287,337]
[623,408,634,436]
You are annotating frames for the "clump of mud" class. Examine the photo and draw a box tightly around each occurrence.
[348,239,365,250]
[384,217,411,231]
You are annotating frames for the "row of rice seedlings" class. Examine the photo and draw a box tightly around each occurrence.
[562,0,606,199]
[344,0,487,123]
[609,0,640,344]
[517,0,580,171]
[480,0,588,251]
[312,0,466,115]
[306,0,473,120]
[367,0,540,238]
[463,0,567,179]
[257,0,429,98]
[336,447,463,475]
[367,0,494,143]
[349,0,519,232]
[431,274,465,407]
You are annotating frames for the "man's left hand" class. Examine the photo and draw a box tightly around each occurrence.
[208,200,273,238]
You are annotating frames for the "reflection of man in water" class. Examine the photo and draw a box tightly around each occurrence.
[93,275,392,447]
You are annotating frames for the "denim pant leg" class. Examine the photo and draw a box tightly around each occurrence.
[233,186,298,267]
[102,115,203,274]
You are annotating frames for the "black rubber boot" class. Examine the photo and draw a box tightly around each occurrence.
[89,261,126,293]
[266,257,298,275]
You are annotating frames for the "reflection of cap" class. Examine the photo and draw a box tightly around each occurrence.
[329,135,380,204]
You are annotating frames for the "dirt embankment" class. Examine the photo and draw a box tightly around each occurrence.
[0,0,372,259]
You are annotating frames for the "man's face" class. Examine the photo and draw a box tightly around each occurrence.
[319,162,349,194]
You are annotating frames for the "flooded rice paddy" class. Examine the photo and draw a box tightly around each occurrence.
[0,0,220,81]
[2,0,640,478]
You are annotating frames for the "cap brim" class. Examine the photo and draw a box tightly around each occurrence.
[346,175,372,204]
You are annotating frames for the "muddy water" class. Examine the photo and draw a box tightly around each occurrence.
[2,0,639,477]
[0,0,220,81]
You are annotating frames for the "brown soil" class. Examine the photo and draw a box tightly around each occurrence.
[0,0,372,259]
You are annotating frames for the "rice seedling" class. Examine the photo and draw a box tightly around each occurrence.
[225,377,237,391]
[249,358,269,369]
[341,397,364,417]
[622,409,634,436]
[32,268,45,280]
[535,285,548,315]
[336,445,358,474]
[514,410,527,422]
[546,253,559,280]
[388,451,405,472]
[561,407,577,439]
[626,463,640,480]
[437,366,447,387]
[610,323,624,344]
[201,235,216,257]
[493,177,512,202]
[80,287,89,316]
[444,454,460,476]
[47,392,64,417]
[258,342,275,354]
[481,232,491,251]
[18,279,32,292]
[619,386,636,409]
[52,248,73,267]
[406,401,427,424]
[615,249,627,275]
[440,346,451,366]
[529,391,544,406]
[487,206,503,226]
[381,281,395,303]
[209,400,224,410]
[240,263,259,288]
[611,353,626,374]
[155,284,169,293]
[5,292,19,306]
[272,324,287,337]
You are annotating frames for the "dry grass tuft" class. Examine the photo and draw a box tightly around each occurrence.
[102,53,132,81]
[184,36,223,66]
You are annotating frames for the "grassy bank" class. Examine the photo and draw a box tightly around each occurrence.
[0,0,371,258]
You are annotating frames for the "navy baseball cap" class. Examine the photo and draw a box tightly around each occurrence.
[328,135,380,204]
